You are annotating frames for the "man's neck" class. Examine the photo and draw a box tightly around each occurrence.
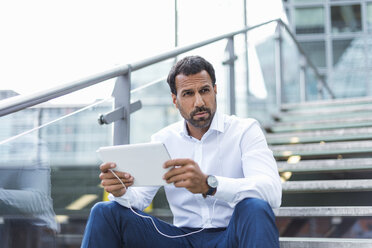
[186,123,209,140]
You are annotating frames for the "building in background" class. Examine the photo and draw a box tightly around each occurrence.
[282,0,372,98]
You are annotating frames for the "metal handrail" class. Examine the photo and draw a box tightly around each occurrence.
[0,18,333,117]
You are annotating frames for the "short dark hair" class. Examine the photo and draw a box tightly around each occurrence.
[167,56,216,95]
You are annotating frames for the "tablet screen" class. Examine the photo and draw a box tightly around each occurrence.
[97,142,171,186]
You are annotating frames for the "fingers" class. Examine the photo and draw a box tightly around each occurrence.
[104,183,126,192]
[165,172,193,184]
[163,164,195,182]
[101,172,134,188]
[101,173,134,197]
[173,179,191,188]
[100,162,116,173]
[163,158,194,169]
[99,163,134,197]
[162,159,208,194]
[101,178,134,188]
[99,170,132,181]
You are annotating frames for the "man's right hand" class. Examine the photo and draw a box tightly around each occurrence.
[99,162,134,197]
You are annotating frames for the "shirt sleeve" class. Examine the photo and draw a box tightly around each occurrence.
[213,120,282,209]
[109,186,160,210]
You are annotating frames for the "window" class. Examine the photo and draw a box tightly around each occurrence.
[331,5,362,33]
[299,41,326,67]
[368,2,372,32]
[333,39,353,66]
[295,7,325,34]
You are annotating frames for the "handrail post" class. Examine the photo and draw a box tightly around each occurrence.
[243,0,250,104]
[299,55,307,102]
[274,23,284,108]
[112,70,131,145]
[223,37,237,115]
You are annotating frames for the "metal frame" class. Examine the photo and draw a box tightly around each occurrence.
[0,18,333,145]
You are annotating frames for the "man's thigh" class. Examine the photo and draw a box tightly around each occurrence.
[108,202,197,248]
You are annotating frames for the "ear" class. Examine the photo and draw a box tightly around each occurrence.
[213,84,217,94]
[172,93,178,108]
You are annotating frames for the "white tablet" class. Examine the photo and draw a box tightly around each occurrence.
[97,142,171,186]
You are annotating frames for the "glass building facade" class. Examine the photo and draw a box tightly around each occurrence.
[283,0,372,98]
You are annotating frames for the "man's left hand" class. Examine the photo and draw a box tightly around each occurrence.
[163,159,209,194]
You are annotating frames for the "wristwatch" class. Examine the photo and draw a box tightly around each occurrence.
[203,175,218,198]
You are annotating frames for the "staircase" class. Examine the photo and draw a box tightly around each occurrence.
[266,96,372,247]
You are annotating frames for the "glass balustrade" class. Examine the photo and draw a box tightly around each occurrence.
[0,97,114,247]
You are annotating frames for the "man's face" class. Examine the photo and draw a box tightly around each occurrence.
[172,70,217,130]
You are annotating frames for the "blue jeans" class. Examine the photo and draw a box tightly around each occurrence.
[81,198,279,248]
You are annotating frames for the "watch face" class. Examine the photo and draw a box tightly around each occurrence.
[207,175,218,188]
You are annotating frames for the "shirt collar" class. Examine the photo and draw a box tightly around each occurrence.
[180,111,225,137]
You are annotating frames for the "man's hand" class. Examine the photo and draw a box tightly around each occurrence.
[99,162,134,197]
[163,159,209,194]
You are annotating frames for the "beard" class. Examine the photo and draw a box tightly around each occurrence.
[186,106,215,129]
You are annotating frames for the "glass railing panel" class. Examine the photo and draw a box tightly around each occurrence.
[328,36,369,98]
[233,34,250,118]
[0,130,58,247]
[0,93,114,247]
[0,78,115,145]
[131,59,174,91]
[0,108,38,144]
[130,60,177,144]
[305,69,322,101]
[281,24,301,104]
[245,26,277,125]
[130,78,180,144]
[329,68,370,98]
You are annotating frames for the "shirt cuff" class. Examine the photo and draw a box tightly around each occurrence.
[108,191,132,209]
[213,176,237,204]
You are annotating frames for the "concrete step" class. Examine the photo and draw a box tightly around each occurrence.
[277,158,372,173]
[271,140,372,159]
[274,109,372,123]
[275,206,372,217]
[282,104,372,116]
[282,179,372,193]
[268,116,372,133]
[267,127,372,145]
[279,237,372,248]
[281,96,372,111]
[57,234,83,246]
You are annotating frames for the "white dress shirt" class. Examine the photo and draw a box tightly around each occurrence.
[110,111,282,228]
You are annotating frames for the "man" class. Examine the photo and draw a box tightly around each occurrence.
[81,56,282,247]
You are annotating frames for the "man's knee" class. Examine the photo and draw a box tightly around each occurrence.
[89,201,130,220]
[235,198,274,219]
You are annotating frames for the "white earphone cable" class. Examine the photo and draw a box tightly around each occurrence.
[108,169,217,238]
